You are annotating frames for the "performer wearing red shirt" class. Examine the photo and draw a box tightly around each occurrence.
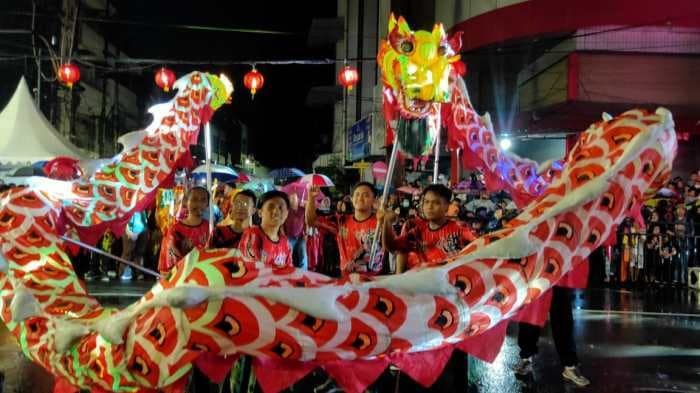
[382,184,475,272]
[238,191,293,268]
[306,182,384,276]
[210,190,257,249]
[159,186,210,274]
[378,184,474,393]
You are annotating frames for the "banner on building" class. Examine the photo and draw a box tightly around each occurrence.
[347,115,372,162]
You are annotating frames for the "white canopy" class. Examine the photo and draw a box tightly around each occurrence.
[0,77,90,166]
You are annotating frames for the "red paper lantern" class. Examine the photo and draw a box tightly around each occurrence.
[58,63,80,88]
[155,67,176,92]
[338,65,359,90]
[243,67,264,98]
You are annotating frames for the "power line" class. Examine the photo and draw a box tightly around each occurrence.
[0,29,32,34]
[2,11,299,36]
[1,37,697,69]
[0,54,380,66]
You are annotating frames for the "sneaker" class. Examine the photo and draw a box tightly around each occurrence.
[513,357,533,376]
[137,274,145,281]
[120,267,133,281]
[107,270,117,279]
[84,271,98,281]
[563,366,590,387]
[100,275,110,282]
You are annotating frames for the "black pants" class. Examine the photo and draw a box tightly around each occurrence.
[588,247,606,286]
[518,286,579,367]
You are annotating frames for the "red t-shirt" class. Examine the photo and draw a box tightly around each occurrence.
[395,218,475,270]
[317,213,384,275]
[160,220,210,273]
[210,225,244,248]
[238,226,292,268]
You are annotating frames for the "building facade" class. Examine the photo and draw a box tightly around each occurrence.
[329,0,700,178]
[56,0,140,157]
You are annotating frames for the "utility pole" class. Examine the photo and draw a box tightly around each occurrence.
[343,0,350,166]
[35,49,41,107]
[32,2,40,108]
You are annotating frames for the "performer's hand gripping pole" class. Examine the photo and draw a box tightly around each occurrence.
[368,135,400,266]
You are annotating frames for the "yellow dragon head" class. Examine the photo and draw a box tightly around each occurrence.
[207,73,234,111]
[378,14,462,118]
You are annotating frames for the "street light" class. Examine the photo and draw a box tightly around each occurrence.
[499,137,512,150]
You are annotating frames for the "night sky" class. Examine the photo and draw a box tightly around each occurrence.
[1,0,338,170]
[115,1,338,170]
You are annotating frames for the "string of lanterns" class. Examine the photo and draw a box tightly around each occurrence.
[55,62,362,96]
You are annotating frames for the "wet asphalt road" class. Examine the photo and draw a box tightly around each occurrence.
[0,280,698,392]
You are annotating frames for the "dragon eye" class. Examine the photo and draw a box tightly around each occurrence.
[438,45,449,56]
[400,41,414,53]
[351,333,372,350]
[555,222,574,239]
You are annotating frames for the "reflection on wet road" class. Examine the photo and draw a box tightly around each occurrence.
[469,286,700,392]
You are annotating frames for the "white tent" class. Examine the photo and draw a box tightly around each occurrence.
[0,77,90,167]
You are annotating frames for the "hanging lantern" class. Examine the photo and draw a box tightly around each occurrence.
[155,67,176,92]
[58,63,80,88]
[243,67,264,98]
[338,65,359,91]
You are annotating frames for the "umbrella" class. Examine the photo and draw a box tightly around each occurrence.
[269,168,305,181]
[32,161,48,170]
[43,156,83,180]
[454,181,470,191]
[644,197,673,208]
[234,171,251,183]
[371,162,388,180]
[241,177,275,195]
[282,181,324,206]
[655,187,678,198]
[281,181,306,196]
[231,167,253,183]
[192,164,239,183]
[298,173,335,187]
[397,185,421,195]
[12,166,45,177]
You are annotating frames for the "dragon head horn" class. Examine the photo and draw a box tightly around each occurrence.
[397,15,411,35]
[388,13,411,35]
[219,73,234,98]
[448,31,464,53]
[432,23,446,43]
[388,13,397,33]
